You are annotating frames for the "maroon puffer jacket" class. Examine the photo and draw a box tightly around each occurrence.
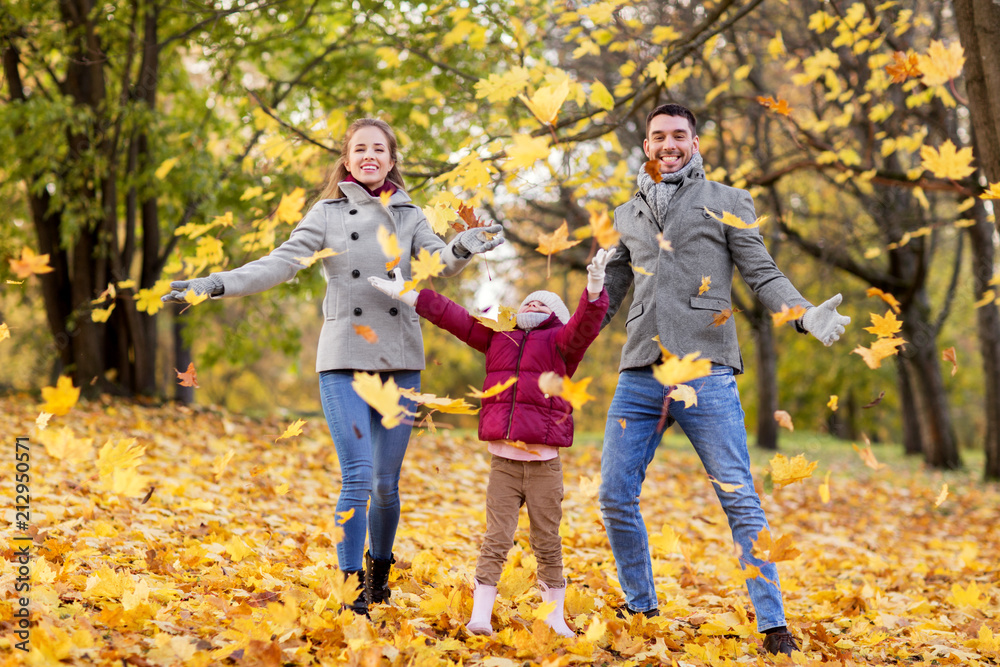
[415,288,610,447]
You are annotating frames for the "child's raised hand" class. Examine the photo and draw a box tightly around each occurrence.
[368,272,418,307]
[586,247,617,296]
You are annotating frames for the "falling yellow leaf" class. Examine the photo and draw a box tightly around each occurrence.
[980,182,1000,200]
[853,337,906,369]
[934,483,948,508]
[184,290,208,306]
[213,448,235,480]
[818,471,831,503]
[533,600,557,620]
[505,133,551,170]
[667,384,698,409]
[578,474,601,498]
[655,233,673,252]
[942,347,958,376]
[771,304,807,327]
[773,410,795,432]
[96,438,148,495]
[698,276,711,296]
[617,418,627,430]
[410,247,447,284]
[38,427,93,462]
[468,377,518,399]
[652,349,712,387]
[154,157,179,180]
[827,395,839,411]
[853,442,886,470]
[866,287,901,313]
[35,412,52,430]
[353,324,378,344]
[379,190,393,208]
[519,79,571,125]
[8,247,55,279]
[584,616,608,643]
[560,376,595,410]
[916,40,965,86]
[649,523,681,555]
[377,225,402,264]
[710,308,738,327]
[630,264,654,276]
[769,453,817,486]
[352,372,406,428]
[41,376,80,416]
[536,221,582,256]
[703,208,766,229]
[475,305,518,332]
[538,371,564,397]
[276,418,306,442]
[864,310,903,338]
[920,140,976,181]
[91,303,115,323]
[274,187,307,224]
[0,323,9,342]
[295,248,338,268]
[589,209,620,249]
[708,475,744,493]
[422,202,456,236]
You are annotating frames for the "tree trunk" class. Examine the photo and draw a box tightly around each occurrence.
[953,0,1000,190]
[968,201,1000,480]
[173,309,195,404]
[895,356,925,456]
[751,304,779,450]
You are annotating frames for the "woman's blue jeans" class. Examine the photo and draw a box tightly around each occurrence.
[319,369,420,571]
[599,365,786,631]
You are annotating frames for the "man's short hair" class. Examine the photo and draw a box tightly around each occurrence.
[646,103,697,136]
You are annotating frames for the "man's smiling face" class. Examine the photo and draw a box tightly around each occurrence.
[644,113,699,174]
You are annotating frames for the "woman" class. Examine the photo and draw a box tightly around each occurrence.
[163,118,503,615]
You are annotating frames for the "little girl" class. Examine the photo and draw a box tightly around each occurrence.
[370,248,614,637]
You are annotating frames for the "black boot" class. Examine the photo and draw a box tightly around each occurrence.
[365,551,395,604]
[342,569,369,617]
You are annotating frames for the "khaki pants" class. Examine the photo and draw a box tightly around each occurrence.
[475,455,565,589]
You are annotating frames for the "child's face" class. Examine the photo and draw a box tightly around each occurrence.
[518,300,552,315]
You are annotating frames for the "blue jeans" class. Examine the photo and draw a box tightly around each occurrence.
[319,369,420,571]
[599,365,786,631]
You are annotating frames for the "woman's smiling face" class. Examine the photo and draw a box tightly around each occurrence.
[347,125,395,189]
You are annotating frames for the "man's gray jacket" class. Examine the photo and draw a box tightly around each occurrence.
[603,166,812,374]
[212,182,471,372]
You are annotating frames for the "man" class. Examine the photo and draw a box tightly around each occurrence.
[598,103,849,657]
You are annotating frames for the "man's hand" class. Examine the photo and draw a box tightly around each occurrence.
[801,294,850,346]
[587,247,617,297]
[161,275,224,303]
[455,224,504,257]
[368,272,418,307]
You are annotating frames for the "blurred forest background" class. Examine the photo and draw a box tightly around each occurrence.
[2,0,998,477]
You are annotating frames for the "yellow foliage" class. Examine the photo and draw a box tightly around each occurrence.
[41,376,80,416]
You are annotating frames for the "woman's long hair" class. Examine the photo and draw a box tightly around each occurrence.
[318,118,407,200]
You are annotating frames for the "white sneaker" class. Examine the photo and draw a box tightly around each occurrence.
[539,581,575,637]
[467,581,497,636]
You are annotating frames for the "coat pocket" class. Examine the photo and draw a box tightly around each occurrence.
[625,301,644,326]
[689,296,729,311]
[323,277,339,321]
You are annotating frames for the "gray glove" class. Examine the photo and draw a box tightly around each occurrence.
[586,247,617,296]
[454,224,504,257]
[368,273,417,307]
[161,275,225,303]
[801,293,850,346]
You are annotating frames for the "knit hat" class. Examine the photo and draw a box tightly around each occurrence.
[518,290,570,324]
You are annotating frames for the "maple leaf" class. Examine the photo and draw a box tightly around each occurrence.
[942,347,958,376]
[475,305,518,332]
[853,337,906,369]
[773,410,795,432]
[379,190,392,208]
[468,377,518,399]
[648,523,681,554]
[121,579,150,612]
[703,207,765,229]
[589,209,620,249]
[980,182,1000,200]
[410,248,446,284]
[135,279,172,315]
[643,159,663,183]
[377,226,402,265]
[276,418,306,442]
[751,529,801,563]
[353,324,378,344]
[710,308,738,327]
[920,140,976,181]
[561,376,595,410]
[655,233,673,252]
[827,395,839,411]
[708,475,743,493]
[885,51,920,83]
[519,79,570,125]
[667,384,698,409]
[295,248,338,268]
[578,474,601,499]
[274,187,306,224]
[756,95,791,115]
[41,376,80,416]
[9,247,55,279]
[866,287,901,313]
[769,453,817,486]
[0,322,10,342]
[38,426,93,462]
[864,310,903,338]
[652,349,712,386]
[948,582,985,609]
[853,442,886,470]
[183,289,208,306]
[536,221,582,278]
[698,276,711,295]
[771,304,807,327]
[97,437,148,495]
[452,203,490,232]
[934,483,949,508]
[423,202,456,236]
[916,40,965,86]
[352,372,406,428]
[175,362,199,388]
[505,133,551,170]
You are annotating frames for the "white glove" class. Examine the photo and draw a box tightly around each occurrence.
[368,273,418,307]
[801,293,851,346]
[587,247,617,296]
[161,275,224,303]
[454,224,505,257]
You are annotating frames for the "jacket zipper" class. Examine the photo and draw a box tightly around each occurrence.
[505,330,529,439]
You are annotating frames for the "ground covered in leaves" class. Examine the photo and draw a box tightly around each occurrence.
[1,393,998,666]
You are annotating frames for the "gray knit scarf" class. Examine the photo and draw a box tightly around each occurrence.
[637,152,703,224]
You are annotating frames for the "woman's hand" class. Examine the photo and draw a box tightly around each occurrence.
[455,224,504,256]
[161,275,224,303]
